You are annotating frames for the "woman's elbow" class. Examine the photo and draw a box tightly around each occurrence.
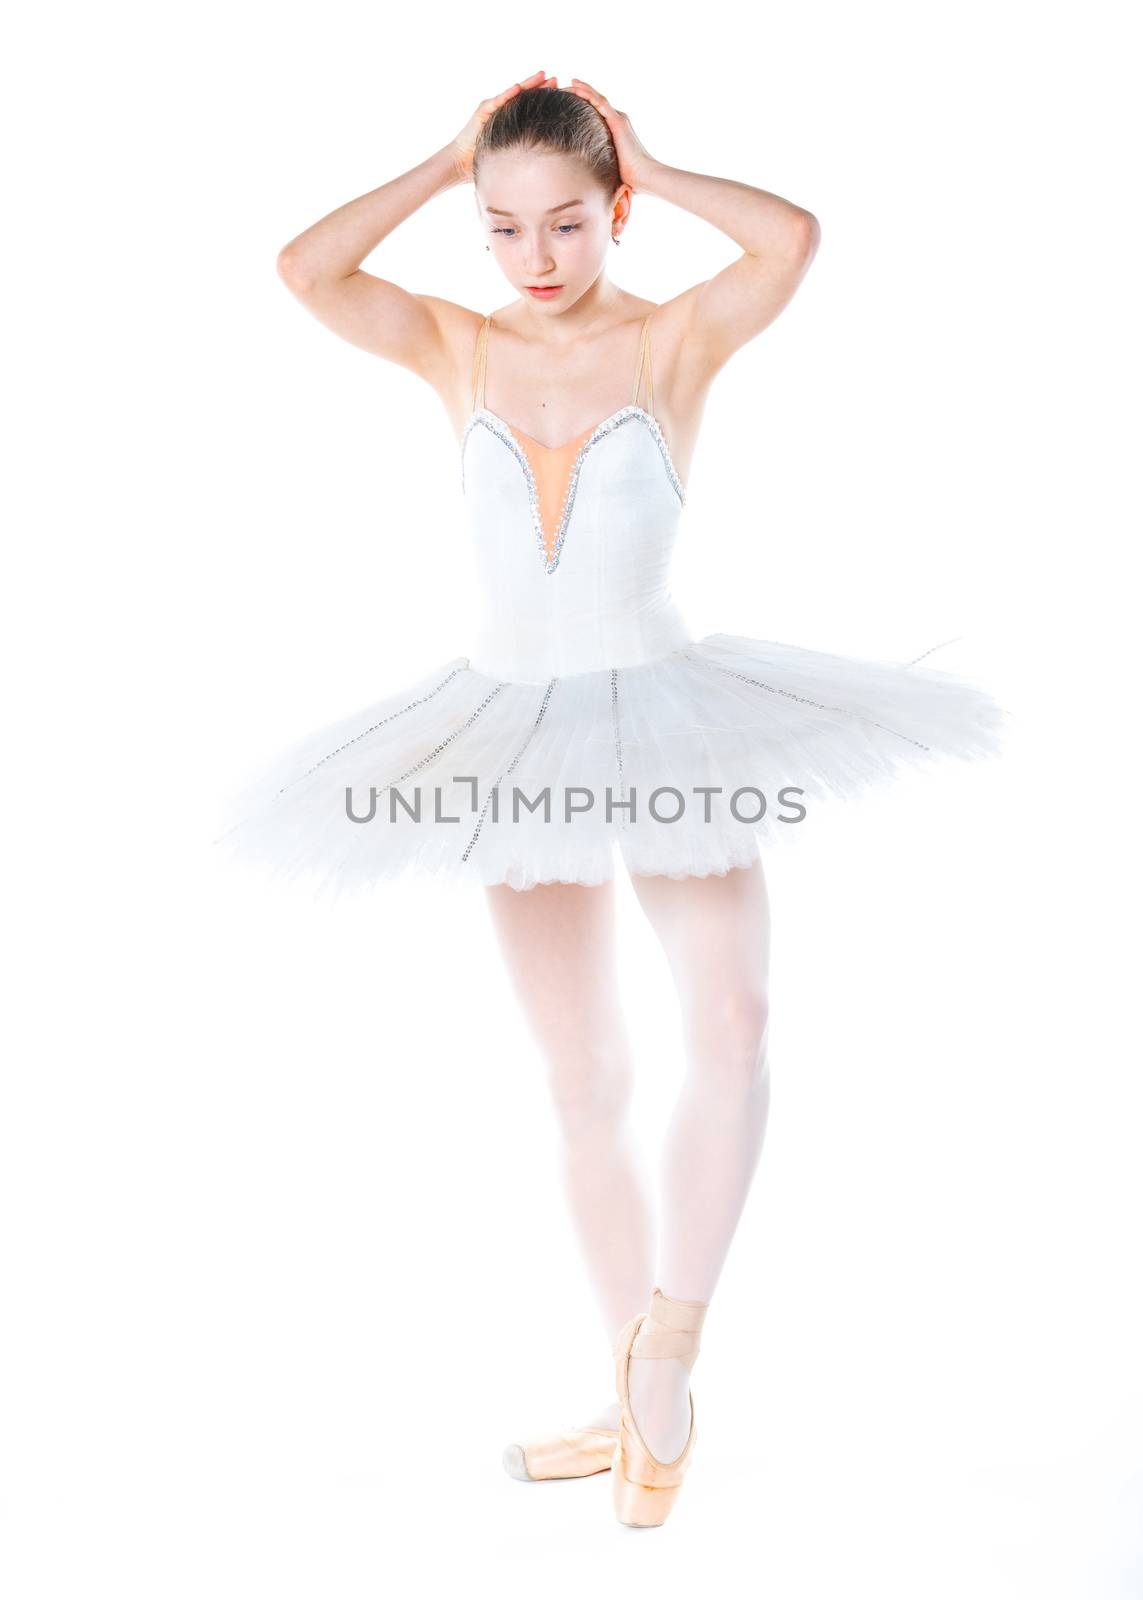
[276,246,314,291]
[795,210,821,256]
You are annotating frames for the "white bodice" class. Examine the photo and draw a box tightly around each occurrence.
[459,404,692,682]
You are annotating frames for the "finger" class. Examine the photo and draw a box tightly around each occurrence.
[573,87,611,116]
[500,70,546,101]
[481,71,546,118]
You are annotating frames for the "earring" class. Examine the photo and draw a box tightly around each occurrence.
[485,245,490,251]
[612,234,620,245]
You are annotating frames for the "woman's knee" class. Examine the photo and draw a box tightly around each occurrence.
[684,983,771,1085]
[544,1040,634,1131]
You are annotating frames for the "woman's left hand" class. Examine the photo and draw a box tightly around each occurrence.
[568,79,658,191]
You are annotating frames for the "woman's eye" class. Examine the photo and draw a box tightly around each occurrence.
[490,223,582,238]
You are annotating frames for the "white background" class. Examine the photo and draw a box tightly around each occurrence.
[3,1,1140,1594]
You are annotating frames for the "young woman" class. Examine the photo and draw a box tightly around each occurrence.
[219,72,1006,1526]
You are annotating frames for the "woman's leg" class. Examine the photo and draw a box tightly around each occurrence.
[484,877,657,1426]
[623,853,773,1460]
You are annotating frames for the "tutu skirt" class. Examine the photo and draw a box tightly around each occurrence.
[213,632,1010,898]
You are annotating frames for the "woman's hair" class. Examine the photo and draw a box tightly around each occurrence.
[473,87,621,199]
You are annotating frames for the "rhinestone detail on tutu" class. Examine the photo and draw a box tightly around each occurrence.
[680,651,934,751]
[462,677,558,861]
[610,666,630,832]
[277,661,471,797]
[374,681,507,796]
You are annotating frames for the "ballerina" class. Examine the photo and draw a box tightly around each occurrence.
[217,70,1007,1526]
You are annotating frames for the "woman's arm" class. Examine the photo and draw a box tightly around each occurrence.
[570,80,820,383]
[276,146,468,386]
[633,163,819,365]
[274,73,550,394]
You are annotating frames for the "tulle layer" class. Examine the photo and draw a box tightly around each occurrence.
[213,632,1010,898]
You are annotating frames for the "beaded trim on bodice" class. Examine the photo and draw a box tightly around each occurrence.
[461,310,686,574]
[461,403,685,574]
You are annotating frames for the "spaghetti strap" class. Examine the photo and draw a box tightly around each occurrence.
[477,309,650,418]
[631,312,654,414]
[471,314,491,412]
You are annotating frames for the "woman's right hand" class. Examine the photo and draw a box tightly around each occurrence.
[449,71,556,182]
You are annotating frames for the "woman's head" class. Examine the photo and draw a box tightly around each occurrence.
[473,88,630,310]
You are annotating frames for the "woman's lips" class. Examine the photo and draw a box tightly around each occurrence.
[526,285,563,297]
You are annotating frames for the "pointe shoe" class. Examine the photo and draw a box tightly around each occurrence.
[502,1421,619,1482]
[611,1286,709,1527]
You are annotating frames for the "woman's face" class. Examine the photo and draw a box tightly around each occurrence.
[475,150,626,311]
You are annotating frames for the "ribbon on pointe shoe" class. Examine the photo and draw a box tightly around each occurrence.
[628,1287,709,1371]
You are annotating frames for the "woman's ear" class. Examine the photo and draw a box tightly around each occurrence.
[611,184,633,230]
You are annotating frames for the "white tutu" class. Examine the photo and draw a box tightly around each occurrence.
[217,322,1009,898]
[213,631,1010,899]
